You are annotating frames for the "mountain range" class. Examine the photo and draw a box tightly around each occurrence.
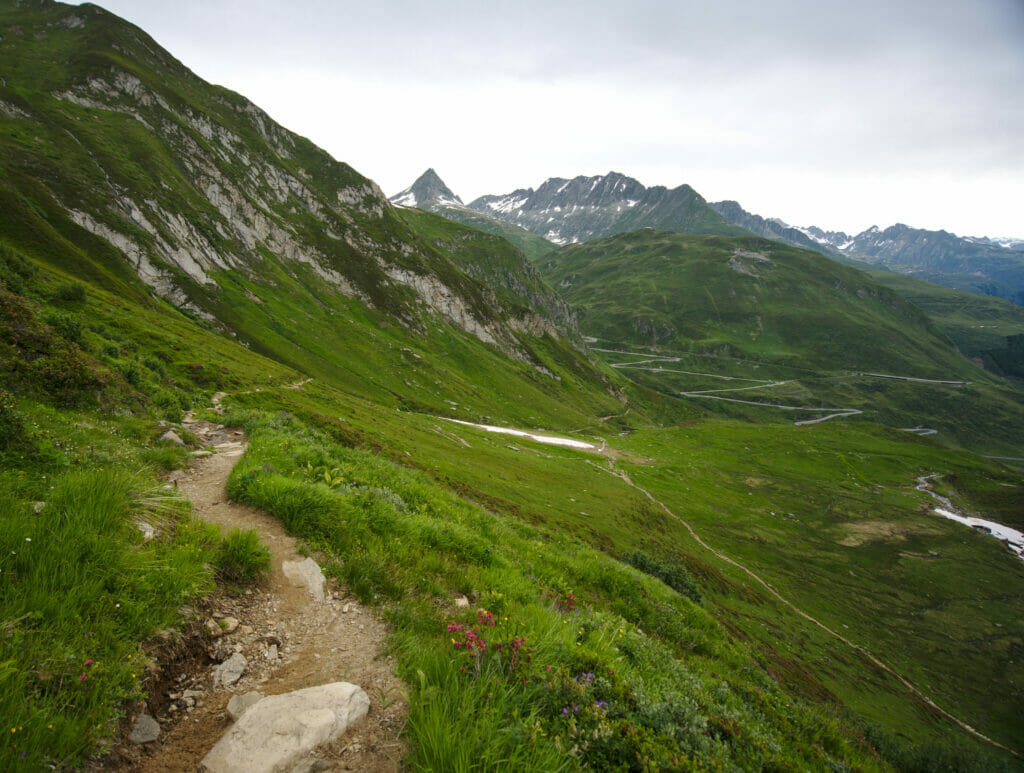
[712,201,1024,305]
[393,169,1024,306]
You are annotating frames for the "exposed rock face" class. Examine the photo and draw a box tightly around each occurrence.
[709,200,835,256]
[37,16,537,350]
[200,682,370,773]
[391,168,463,209]
[387,267,501,346]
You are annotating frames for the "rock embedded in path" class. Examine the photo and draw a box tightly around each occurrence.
[158,429,186,447]
[206,618,225,638]
[128,714,161,744]
[213,652,247,688]
[282,557,326,603]
[226,691,265,721]
[200,682,370,773]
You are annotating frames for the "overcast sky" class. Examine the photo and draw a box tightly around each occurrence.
[80,0,1023,238]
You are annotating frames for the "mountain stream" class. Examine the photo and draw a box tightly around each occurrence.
[915,475,1024,560]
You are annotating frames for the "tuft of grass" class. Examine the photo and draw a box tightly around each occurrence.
[0,389,25,448]
[214,528,271,585]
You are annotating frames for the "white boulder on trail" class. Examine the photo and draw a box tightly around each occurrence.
[200,682,370,772]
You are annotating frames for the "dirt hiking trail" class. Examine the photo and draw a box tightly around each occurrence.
[114,417,407,771]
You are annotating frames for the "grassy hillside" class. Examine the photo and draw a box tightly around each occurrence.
[6,252,1020,768]
[3,194,1022,771]
[0,0,627,430]
[0,250,907,771]
[543,231,960,373]
[868,270,1024,373]
[426,205,557,263]
[540,230,1024,454]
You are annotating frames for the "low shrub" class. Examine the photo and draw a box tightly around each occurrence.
[0,389,24,448]
[54,282,87,303]
[623,549,703,606]
[43,311,83,344]
[115,360,143,387]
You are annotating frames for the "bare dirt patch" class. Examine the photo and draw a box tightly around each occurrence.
[838,520,931,547]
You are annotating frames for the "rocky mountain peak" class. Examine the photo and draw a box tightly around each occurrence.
[465,172,745,245]
[390,168,463,210]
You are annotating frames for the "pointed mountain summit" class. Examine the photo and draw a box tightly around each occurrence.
[390,168,463,209]
[390,170,556,262]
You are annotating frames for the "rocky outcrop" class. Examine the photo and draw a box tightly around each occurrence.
[212,652,247,689]
[51,63,508,339]
[391,168,464,210]
[127,714,160,745]
[386,267,501,347]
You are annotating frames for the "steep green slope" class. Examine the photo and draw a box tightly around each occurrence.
[868,270,1024,373]
[428,205,557,263]
[540,230,1024,453]
[0,0,623,428]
